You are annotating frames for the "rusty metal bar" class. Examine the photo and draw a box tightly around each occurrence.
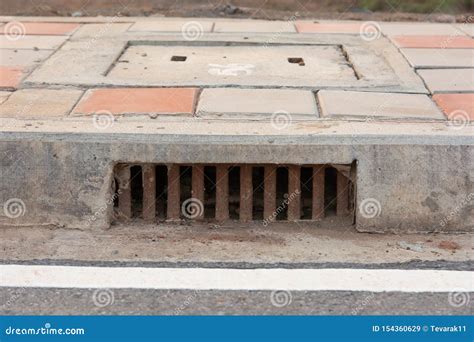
[116,166,132,220]
[142,164,156,221]
[167,164,181,220]
[337,170,349,216]
[215,165,229,221]
[191,165,205,220]
[263,165,277,222]
[240,165,253,222]
[287,165,301,221]
[312,165,325,220]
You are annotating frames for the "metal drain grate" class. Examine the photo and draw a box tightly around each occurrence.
[113,164,354,223]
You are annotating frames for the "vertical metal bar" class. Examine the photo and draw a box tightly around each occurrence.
[215,165,229,221]
[263,165,277,222]
[191,165,205,220]
[287,165,301,221]
[167,164,180,220]
[337,171,349,216]
[240,165,253,222]
[312,165,325,220]
[117,165,132,220]
[142,164,156,221]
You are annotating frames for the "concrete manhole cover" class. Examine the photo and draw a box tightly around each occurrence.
[25,33,426,92]
[107,44,357,86]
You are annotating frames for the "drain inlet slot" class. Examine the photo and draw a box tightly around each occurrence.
[113,163,354,224]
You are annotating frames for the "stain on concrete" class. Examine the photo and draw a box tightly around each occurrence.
[422,196,440,212]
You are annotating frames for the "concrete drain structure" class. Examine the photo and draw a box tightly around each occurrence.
[0,17,472,233]
[113,164,354,223]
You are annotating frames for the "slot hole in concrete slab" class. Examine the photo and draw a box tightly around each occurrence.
[204,166,216,219]
[130,165,143,218]
[171,56,187,62]
[276,167,289,220]
[288,57,305,66]
[228,166,240,220]
[301,167,313,219]
[252,167,265,220]
[180,166,192,219]
[324,167,337,216]
[156,165,168,220]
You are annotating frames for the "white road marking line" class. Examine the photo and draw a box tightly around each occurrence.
[0,265,472,292]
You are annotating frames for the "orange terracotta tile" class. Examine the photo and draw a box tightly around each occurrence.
[0,66,24,88]
[0,22,80,36]
[296,22,362,33]
[74,88,198,115]
[433,93,473,120]
[392,35,474,48]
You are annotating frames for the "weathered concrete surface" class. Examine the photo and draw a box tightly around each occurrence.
[108,44,357,87]
[0,49,52,67]
[213,20,297,33]
[0,125,472,233]
[0,89,83,118]
[0,35,67,49]
[417,69,474,93]
[128,20,213,32]
[401,48,474,69]
[197,88,318,117]
[318,90,444,120]
[0,223,471,265]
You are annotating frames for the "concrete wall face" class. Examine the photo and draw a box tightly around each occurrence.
[0,134,472,232]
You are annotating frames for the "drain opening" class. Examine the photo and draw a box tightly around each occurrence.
[275,167,288,221]
[288,57,305,66]
[113,163,354,223]
[228,166,240,220]
[324,167,338,216]
[301,167,313,220]
[253,167,264,221]
[171,56,187,62]
[130,165,143,218]
[155,165,168,220]
[203,166,216,219]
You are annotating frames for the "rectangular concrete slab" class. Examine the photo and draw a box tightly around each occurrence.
[456,24,474,37]
[0,35,67,49]
[418,69,474,93]
[0,22,80,35]
[73,88,198,116]
[433,93,474,120]
[317,90,445,120]
[0,91,11,104]
[380,23,465,36]
[0,66,25,89]
[71,23,132,38]
[128,20,213,32]
[213,20,296,33]
[391,35,474,49]
[0,89,83,118]
[295,22,361,34]
[0,49,52,67]
[197,88,318,118]
[401,48,474,69]
[108,44,356,87]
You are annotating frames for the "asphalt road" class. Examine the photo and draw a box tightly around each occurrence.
[0,288,471,315]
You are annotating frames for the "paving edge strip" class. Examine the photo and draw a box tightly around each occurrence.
[1,259,473,271]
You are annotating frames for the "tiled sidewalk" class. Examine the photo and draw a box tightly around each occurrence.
[0,17,472,124]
